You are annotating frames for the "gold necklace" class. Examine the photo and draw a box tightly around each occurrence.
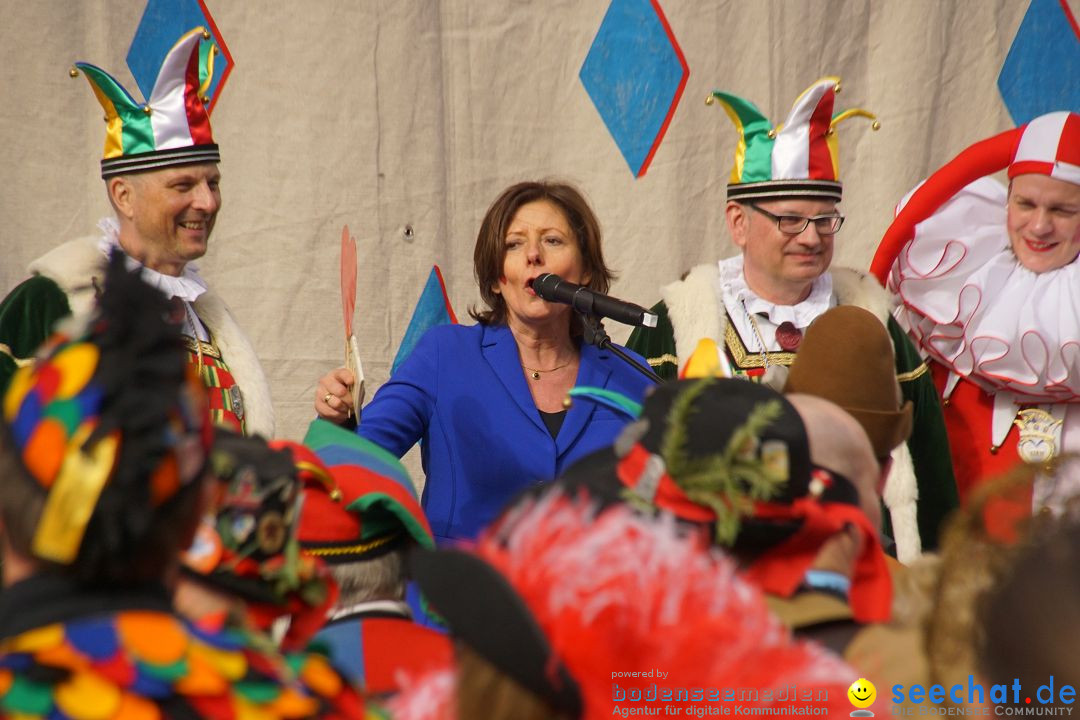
[521,360,571,380]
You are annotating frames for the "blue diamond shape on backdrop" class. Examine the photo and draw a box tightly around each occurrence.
[127,0,233,114]
[998,0,1080,125]
[580,0,688,178]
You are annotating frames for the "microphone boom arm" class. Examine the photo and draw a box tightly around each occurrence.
[578,312,662,385]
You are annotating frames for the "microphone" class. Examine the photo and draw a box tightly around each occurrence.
[530,273,658,328]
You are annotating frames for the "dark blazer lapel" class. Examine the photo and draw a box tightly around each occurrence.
[481,324,547,434]
[556,342,612,457]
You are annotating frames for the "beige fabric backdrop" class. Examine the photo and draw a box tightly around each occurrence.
[0,1,1049,452]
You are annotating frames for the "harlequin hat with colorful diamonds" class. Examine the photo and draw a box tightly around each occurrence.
[707,76,879,202]
[1,251,210,570]
[72,27,220,179]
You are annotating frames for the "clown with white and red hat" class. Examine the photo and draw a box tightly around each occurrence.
[873,111,1080,516]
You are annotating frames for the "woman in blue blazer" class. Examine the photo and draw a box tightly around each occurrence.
[316,181,652,543]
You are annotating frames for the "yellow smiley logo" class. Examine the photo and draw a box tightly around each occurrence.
[847,678,876,709]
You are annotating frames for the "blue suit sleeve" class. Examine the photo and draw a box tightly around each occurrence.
[356,327,440,457]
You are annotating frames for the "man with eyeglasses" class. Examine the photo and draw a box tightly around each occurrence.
[627,77,957,560]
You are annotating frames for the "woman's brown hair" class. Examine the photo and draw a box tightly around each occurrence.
[470,180,615,326]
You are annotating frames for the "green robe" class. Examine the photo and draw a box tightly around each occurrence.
[0,275,71,393]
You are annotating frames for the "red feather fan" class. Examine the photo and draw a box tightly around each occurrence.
[392,496,860,719]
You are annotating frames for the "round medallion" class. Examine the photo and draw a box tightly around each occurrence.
[775,321,803,351]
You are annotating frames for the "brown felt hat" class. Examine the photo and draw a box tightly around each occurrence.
[783,305,913,461]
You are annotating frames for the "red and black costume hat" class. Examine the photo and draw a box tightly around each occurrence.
[552,378,892,622]
[180,431,339,650]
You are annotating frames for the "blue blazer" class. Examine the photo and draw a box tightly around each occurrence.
[357,323,652,543]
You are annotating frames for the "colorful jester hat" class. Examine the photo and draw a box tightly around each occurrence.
[72,27,220,178]
[707,76,879,201]
[297,419,434,563]
[181,430,339,651]
[2,250,210,569]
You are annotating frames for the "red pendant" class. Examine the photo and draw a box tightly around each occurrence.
[775,321,803,351]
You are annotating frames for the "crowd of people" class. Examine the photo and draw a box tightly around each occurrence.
[0,25,1078,720]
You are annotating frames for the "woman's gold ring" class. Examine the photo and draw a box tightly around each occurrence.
[323,392,334,406]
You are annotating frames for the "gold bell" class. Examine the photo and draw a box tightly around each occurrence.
[871,121,881,131]
[834,81,842,94]
[330,488,343,502]
[142,105,152,116]
[767,129,777,139]
[705,95,715,106]
[69,67,79,78]
[562,396,573,409]
[202,30,212,40]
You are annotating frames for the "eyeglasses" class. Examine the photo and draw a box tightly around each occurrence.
[747,204,845,236]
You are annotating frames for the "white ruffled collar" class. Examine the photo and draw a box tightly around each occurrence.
[96,217,208,302]
[892,177,1080,403]
[718,254,833,328]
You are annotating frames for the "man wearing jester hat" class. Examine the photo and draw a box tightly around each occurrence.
[0,28,273,438]
[627,77,958,560]
[874,111,1080,514]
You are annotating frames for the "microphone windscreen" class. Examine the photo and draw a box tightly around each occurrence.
[531,273,560,295]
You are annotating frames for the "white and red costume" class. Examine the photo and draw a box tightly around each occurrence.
[874,111,1080,514]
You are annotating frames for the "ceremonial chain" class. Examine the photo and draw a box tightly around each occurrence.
[184,303,204,371]
[741,300,773,370]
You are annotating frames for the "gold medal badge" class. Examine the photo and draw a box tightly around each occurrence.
[1013,408,1063,464]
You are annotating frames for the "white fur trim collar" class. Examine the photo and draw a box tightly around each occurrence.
[27,235,275,438]
[661,261,893,374]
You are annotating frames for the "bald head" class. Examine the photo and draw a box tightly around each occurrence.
[786,393,881,533]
